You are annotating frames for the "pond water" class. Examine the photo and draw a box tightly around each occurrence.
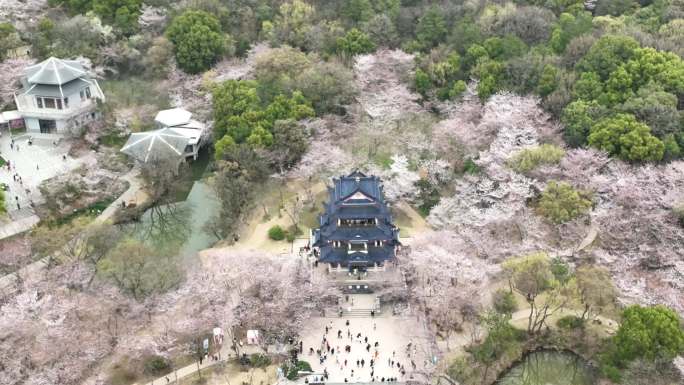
[125,149,219,259]
[126,180,219,259]
[496,350,596,385]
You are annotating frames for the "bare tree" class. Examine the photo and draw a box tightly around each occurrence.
[283,194,304,232]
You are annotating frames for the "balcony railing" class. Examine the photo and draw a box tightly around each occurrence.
[13,94,99,119]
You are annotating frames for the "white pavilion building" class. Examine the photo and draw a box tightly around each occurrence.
[11,57,105,135]
[120,107,208,163]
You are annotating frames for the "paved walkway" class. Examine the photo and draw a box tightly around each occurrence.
[0,208,39,239]
[141,343,234,385]
[140,339,268,385]
[96,168,143,223]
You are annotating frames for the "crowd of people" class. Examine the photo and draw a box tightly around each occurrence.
[305,318,419,383]
[0,135,69,212]
[2,138,33,210]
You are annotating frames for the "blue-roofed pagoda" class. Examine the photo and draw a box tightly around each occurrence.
[312,171,400,269]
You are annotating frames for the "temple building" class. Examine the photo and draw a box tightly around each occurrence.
[312,171,400,269]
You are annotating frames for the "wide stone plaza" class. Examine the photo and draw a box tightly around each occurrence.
[299,293,436,384]
[0,133,91,229]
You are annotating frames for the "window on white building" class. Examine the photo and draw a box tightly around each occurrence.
[85,87,91,99]
[36,97,70,109]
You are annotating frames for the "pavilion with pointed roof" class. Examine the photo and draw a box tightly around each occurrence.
[120,107,209,163]
[312,171,400,269]
[9,57,105,135]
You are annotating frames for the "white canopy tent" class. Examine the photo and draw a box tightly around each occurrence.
[155,108,193,127]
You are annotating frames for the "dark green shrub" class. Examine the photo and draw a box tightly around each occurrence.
[673,203,684,227]
[268,225,285,241]
[601,363,622,382]
[166,10,225,73]
[508,144,565,173]
[143,355,171,376]
[283,360,312,380]
[285,225,302,242]
[297,360,312,371]
[249,353,272,368]
[415,179,440,217]
[537,181,592,224]
[557,315,585,329]
[462,158,480,174]
[285,231,297,242]
[492,289,517,315]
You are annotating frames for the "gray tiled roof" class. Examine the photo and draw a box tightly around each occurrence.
[23,78,90,98]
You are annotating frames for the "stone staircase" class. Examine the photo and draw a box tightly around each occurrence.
[327,308,385,318]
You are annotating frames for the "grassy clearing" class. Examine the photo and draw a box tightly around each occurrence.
[98,132,128,149]
[101,77,171,111]
[299,187,327,230]
[392,201,429,238]
[229,178,326,253]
